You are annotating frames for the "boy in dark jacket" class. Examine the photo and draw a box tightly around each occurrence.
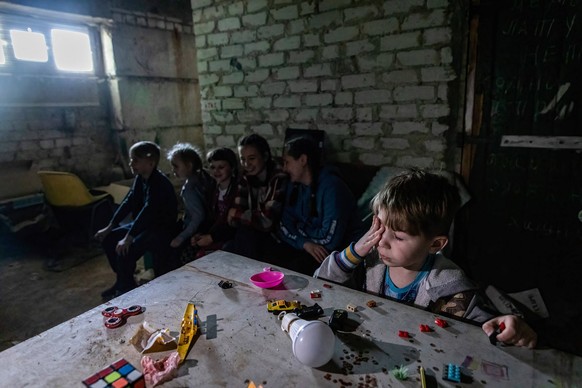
[95,141,178,299]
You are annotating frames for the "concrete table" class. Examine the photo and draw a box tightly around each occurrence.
[0,250,579,387]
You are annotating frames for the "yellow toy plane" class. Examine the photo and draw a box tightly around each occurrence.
[177,303,200,363]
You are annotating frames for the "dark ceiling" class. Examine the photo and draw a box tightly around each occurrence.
[1,0,193,23]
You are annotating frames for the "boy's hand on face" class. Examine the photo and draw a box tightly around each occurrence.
[482,315,537,348]
[354,215,385,257]
[303,242,329,263]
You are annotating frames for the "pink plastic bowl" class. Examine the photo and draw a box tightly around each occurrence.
[250,269,285,288]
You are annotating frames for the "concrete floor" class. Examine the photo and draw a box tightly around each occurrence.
[0,230,116,352]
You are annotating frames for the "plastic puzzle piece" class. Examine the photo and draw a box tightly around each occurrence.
[489,321,506,345]
[346,303,357,312]
[310,290,321,298]
[443,363,461,383]
[434,317,448,328]
[398,330,411,338]
[366,300,377,308]
[419,324,432,332]
[391,365,409,380]
[323,283,332,288]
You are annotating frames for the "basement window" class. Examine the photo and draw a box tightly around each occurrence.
[10,29,48,62]
[0,16,95,74]
[51,29,93,72]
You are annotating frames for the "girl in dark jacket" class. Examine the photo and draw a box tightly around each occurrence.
[278,136,362,274]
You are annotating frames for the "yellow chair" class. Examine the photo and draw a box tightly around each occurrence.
[37,171,114,239]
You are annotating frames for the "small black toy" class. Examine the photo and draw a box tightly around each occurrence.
[218,280,233,289]
[328,309,348,331]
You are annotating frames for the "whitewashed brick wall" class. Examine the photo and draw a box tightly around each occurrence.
[192,0,463,169]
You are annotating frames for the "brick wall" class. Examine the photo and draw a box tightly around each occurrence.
[192,0,465,169]
[0,101,113,199]
[110,9,203,174]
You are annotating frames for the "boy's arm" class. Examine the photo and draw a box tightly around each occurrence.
[314,243,363,281]
[109,179,136,227]
[432,292,538,348]
[433,290,482,318]
[314,214,383,279]
[129,174,176,237]
[96,186,132,241]
[482,315,538,348]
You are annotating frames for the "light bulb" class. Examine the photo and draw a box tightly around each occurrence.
[280,313,335,368]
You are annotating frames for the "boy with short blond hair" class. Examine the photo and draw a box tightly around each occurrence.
[315,168,537,348]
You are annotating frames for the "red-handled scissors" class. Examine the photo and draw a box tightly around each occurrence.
[102,305,144,329]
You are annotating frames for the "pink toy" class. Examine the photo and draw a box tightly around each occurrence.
[250,267,285,289]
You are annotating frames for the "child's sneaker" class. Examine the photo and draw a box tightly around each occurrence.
[135,268,155,285]
[101,283,119,299]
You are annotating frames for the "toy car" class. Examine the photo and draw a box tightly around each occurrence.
[328,309,348,331]
[295,303,324,320]
[267,299,301,314]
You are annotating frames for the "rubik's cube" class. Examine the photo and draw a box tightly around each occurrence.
[82,358,144,388]
[443,363,461,383]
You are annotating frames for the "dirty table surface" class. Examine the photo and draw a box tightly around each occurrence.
[0,250,579,387]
